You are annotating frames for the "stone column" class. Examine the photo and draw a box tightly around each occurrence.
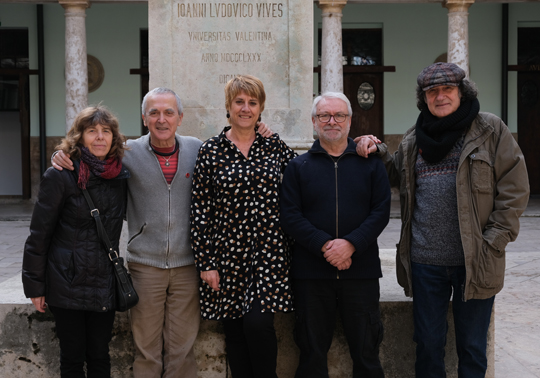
[59,0,89,132]
[317,1,346,93]
[444,0,474,78]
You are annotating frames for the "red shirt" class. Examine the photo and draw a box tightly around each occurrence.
[151,144,178,184]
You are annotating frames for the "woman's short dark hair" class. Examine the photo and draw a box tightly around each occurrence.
[56,105,127,160]
[416,78,479,112]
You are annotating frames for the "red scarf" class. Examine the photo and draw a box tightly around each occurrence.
[78,146,122,189]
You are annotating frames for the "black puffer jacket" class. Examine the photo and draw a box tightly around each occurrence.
[22,160,129,312]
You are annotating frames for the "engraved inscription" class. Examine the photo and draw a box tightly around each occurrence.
[172,0,289,107]
[188,32,231,42]
[220,53,261,62]
[188,31,273,43]
[219,74,239,83]
[178,3,284,18]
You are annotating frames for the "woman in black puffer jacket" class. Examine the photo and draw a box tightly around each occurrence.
[22,105,130,378]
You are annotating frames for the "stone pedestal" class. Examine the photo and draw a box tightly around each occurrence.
[444,0,474,77]
[0,249,494,378]
[148,0,313,150]
[60,0,89,132]
[317,0,346,93]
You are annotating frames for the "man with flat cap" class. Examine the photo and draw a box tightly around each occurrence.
[357,62,529,377]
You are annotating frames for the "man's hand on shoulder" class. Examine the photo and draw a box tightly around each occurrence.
[257,122,274,138]
[323,239,355,269]
[353,135,381,158]
[52,150,74,171]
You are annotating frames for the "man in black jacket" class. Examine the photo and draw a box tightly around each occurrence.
[280,92,391,378]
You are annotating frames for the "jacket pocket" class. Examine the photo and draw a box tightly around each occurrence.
[475,241,505,289]
[469,150,493,194]
[127,223,147,245]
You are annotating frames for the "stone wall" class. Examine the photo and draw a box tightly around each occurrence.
[0,301,473,378]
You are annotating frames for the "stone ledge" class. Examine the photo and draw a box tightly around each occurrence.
[0,250,494,377]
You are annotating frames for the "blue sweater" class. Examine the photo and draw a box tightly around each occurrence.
[280,138,391,280]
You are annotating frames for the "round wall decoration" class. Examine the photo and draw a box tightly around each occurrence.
[357,82,375,111]
[87,54,104,93]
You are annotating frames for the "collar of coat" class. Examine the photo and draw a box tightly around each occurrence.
[308,137,358,157]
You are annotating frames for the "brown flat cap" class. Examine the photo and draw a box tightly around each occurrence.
[417,62,466,91]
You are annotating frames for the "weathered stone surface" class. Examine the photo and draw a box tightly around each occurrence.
[445,0,473,77]
[148,0,313,149]
[0,248,495,377]
[60,0,90,131]
[0,300,479,378]
[318,1,345,93]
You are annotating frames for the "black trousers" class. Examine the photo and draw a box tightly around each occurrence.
[293,279,385,378]
[222,300,278,378]
[49,306,116,378]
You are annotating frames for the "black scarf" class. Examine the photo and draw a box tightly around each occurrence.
[415,98,480,164]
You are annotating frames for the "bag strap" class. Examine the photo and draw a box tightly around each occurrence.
[79,183,120,262]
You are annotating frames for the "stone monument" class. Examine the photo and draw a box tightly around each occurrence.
[149,0,313,149]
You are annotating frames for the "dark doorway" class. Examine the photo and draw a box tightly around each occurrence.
[129,29,149,135]
[316,28,386,140]
[139,29,149,135]
[517,27,540,194]
[0,28,31,198]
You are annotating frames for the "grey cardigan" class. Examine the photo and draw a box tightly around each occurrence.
[124,133,202,269]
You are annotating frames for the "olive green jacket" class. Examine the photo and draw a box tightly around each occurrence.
[379,112,529,300]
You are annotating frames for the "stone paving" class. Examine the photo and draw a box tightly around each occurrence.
[1,198,539,377]
[0,221,30,284]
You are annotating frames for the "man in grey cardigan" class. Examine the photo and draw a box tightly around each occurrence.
[53,88,202,378]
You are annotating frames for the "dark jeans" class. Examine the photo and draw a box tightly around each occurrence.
[222,300,278,378]
[293,279,384,378]
[411,262,495,378]
[49,306,116,378]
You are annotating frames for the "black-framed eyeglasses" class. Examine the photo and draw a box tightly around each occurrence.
[316,113,349,123]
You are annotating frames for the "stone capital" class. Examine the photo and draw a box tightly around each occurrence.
[443,0,474,13]
[59,0,90,10]
[317,0,347,14]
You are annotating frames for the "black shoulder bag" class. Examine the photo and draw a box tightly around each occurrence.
[80,187,139,312]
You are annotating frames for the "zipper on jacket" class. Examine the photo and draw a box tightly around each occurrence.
[335,160,339,279]
[314,149,354,279]
[332,153,353,279]
[166,183,172,268]
[151,147,174,269]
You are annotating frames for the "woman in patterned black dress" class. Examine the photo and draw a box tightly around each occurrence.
[190,75,296,377]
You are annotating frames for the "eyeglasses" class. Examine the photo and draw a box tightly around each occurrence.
[315,113,349,123]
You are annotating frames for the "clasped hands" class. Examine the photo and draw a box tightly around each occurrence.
[322,239,355,271]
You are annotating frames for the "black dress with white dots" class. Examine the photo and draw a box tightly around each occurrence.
[191,126,296,320]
